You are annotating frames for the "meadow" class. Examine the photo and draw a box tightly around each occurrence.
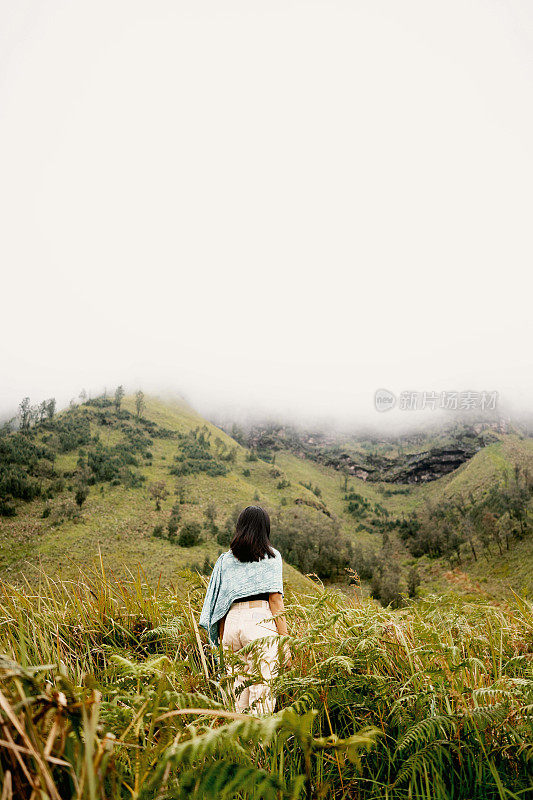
[0,562,532,799]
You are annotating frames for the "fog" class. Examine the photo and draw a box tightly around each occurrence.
[1,1,532,431]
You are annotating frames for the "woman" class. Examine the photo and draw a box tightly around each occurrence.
[199,505,290,715]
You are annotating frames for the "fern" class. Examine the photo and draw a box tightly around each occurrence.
[393,740,456,787]
[141,617,183,644]
[110,653,172,678]
[395,714,458,755]
[171,760,290,800]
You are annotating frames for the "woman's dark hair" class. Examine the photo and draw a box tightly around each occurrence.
[230,506,275,563]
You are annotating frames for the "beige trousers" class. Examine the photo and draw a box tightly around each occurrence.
[222,600,279,715]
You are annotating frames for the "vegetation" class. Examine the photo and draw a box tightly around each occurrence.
[400,466,532,565]
[1,566,532,799]
[272,506,355,580]
[170,430,229,477]
[178,521,202,548]
[1,392,533,796]
[1,391,532,604]
[149,481,169,511]
[135,390,146,419]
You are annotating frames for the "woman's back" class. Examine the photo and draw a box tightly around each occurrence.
[199,547,284,645]
[199,505,290,715]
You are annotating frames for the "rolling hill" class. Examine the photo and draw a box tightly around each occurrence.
[1,393,532,598]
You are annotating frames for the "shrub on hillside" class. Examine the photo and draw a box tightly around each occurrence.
[40,411,93,453]
[149,481,169,511]
[152,524,165,539]
[190,556,215,575]
[0,497,16,517]
[0,466,41,502]
[216,525,232,548]
[407,565,421,598]
[50,499,81,525]
[178,521,202,547]
[371,562,403,608]
[299,480,322,498]
[273,506,353,580]
[119,467,146,488]
[170,432,228,477]
[351,543,379,580]
[168,503,181,539]
[87,443,140,484]
[74,485,89,508]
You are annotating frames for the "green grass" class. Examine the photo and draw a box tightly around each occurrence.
[1,565,532,799]
[0,395,318,592]
[1,395,531,599]
[1,400,532,796]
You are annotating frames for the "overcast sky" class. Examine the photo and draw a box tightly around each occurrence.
[1,1,532,429]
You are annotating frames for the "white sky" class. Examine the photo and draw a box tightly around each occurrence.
[1,1,532,428]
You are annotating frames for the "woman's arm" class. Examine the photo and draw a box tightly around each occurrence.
[269,592,291,667]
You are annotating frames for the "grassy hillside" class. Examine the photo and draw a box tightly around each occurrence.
[1,393,531,599]
[278,436,532,525]
[277,436,533,597]
[0,394,317,591]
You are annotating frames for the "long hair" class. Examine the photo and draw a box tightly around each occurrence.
[230,506,275,563]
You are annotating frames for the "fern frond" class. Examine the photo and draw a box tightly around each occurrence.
[189,760,290,800]
[472,686,514,703]
[395,715,457,755]
[393,740,455,787]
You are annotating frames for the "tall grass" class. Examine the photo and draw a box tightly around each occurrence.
[0,564,532,798]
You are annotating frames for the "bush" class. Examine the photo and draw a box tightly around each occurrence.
[170,432,228,477]
[149,481,169,511]
[119,468,145,489]
[273,507,353,579]
[204,502,217,524]
[152,524,165,539]
[178,522,202,548]
[407,565,421,598]
[51,500,80,525]
[371,565,403,608]
[74,485,89,508]
[351,545,378,580]
[0,498,16,517]
[0,466,41,502]
[216,525,232,548]
[167,518,179,538]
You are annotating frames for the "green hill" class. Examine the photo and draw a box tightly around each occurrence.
[1,393,531,599]
[276,436,533,595]
[0,394,317,590]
